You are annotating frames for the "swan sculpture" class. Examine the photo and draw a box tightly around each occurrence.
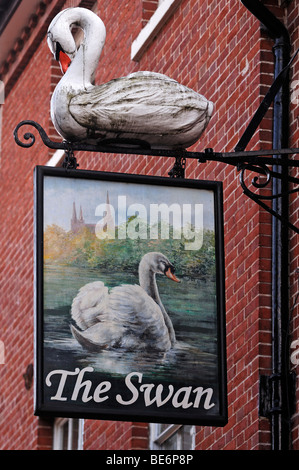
[70,252,180,352]
[47,7,213,149]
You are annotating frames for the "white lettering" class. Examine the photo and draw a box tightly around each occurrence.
[116,371,143,405]
[94,197,205,250]
[291,339,299,366]
[45,369,216,410]
[71,366,94,402]
[116,372,215,409]
[172,386,194,409]
[95,203,115,239]
[45,368,80,401]
[150,203,182,240]
[127,203,148,240]
[106,455,141,467]
[193,386,215,409]
[183,204,203,250]
[140,383,174,407]
[93,380,111,403]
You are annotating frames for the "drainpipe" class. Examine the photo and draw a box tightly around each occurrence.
[241,1,291,450]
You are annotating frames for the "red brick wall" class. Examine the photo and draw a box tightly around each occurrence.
[0,0,298,450]
[142,0,159,28]
[0,26,51,450]
[83,420,148,450]
[288,0,299,450]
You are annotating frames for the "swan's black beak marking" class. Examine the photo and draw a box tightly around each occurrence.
[165,265,180,283]
[55,42,72,74]
[55,42,63,61]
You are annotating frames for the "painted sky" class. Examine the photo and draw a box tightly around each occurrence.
[43,175,216,231]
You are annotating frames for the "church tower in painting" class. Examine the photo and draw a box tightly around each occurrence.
[71,202,85,233]
[70,194,112,235]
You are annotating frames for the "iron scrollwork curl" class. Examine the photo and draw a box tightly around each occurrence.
[239,162,299,233]
[240,162,299,201]
[13,120,299,233]
[13,120,63,150]
[250,163,272,190]
[240,163,274,200]
[14,120,80,169]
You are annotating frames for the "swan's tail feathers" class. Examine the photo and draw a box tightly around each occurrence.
[71,324,107,352]
[71,281,109,330]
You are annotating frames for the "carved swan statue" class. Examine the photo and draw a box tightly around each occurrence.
[70,252,180,352]
[47,7,213,149]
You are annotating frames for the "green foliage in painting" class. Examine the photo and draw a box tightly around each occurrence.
[44,220,216,280]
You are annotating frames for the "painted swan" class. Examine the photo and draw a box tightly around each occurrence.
[70,252,180,352]
[47,7,213,149]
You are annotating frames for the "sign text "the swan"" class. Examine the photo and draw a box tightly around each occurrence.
[45,368,215,410]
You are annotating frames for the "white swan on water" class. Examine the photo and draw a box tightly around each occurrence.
[71,252,180,352]
[47,7,213,149]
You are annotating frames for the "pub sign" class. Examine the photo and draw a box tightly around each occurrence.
[34,166,227,425]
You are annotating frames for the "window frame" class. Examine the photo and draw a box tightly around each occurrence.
[150,423,195,450]
[53,417,84,450]
[131,0,182,61]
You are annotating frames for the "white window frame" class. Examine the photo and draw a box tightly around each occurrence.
[150,423,195,450]
[46,149,65,167]
[131,0,182,61]
[53,418,84,450]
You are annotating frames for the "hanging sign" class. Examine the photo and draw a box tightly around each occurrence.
[34,166,227,426]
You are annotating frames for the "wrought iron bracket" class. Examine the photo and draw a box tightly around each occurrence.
[13,120,299,233]
[235,48,299,152]
[62,143,79,170]
[259,373,296,419]
[168,156,186,178]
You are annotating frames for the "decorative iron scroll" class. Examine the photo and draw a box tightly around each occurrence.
[14,120,299,233]
[239,163,299,233]
[14,120,62,150]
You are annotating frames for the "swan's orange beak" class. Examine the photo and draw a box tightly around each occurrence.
[59,50,71,74]
[165,267,180,283]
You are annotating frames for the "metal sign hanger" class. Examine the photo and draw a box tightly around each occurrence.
[14,50,299,233]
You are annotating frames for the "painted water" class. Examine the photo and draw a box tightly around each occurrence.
[43,265,219,387]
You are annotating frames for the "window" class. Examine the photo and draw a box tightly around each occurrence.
[131,0,182,61]
[150,424,195,450]
[53,418,84,450]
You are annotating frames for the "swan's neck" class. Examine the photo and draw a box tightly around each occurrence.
[139,269,161,305]
[139,267,176,346]
[63,9,106,89]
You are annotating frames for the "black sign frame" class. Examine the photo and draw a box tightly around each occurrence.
[34,165,227,426]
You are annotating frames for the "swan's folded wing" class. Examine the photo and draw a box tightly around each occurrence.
[71,281,109,330]
[107,284,171,351]
[69,73,212,137]
[71,321,126,352]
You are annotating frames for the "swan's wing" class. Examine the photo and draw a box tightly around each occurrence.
[107,284,172,351]
[71,283,172,351]
[71,281,109,330]
[71,321,126,352]
[69,72,213,137]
